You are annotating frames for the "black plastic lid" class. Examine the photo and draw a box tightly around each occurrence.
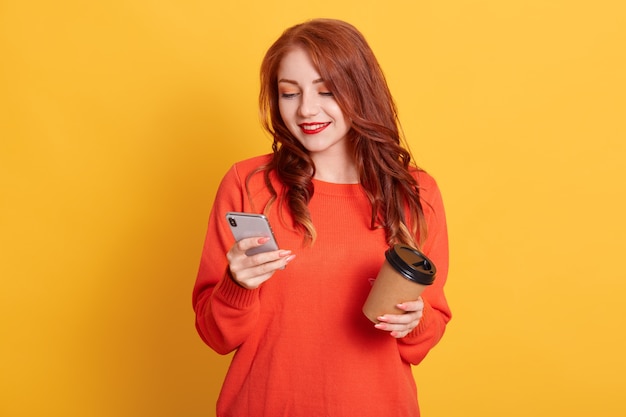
[385,244,436,285]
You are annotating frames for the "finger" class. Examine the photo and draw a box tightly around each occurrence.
[236,236,271,253]
[228,237,291,269]
[250,254,294,275]
[375,319,420,338]
[390,330,411,339]
[230,254,296,289]
[246,249,293,267]
[377,309,422,325]
[374,324,417,339]
[395,297,424,313]
[233,258,291,289]
[375,318,419,331]
[374,307,422,337]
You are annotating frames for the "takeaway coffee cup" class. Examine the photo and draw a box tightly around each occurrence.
[362,244,436,323]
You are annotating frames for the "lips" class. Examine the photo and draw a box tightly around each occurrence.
[299,122,330,134]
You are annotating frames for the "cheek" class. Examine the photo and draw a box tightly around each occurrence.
[329,101,342,113]
[278,103,301,137]
[278,100,294,122]
[329,103,350,128]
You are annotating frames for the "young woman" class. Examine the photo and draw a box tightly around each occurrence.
[193,18,451,417]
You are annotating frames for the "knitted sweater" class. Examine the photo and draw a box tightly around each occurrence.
[193,155,451,417]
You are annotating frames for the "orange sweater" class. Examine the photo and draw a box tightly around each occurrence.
[193,155,451,416]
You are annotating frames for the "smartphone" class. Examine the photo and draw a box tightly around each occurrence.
[225,212,279,256]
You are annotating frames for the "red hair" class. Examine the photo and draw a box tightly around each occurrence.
[252,18,426,248]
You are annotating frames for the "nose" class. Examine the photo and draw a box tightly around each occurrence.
[297,91,320,117]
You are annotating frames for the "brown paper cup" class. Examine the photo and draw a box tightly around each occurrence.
[362,244,436,323]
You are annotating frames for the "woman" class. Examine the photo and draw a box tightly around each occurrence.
[193,18,451,416]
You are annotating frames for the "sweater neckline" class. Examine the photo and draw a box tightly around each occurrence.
[312,178,364,196]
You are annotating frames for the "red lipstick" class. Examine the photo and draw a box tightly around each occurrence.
[299,122,330,134]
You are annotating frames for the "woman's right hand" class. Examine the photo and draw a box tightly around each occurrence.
[226,237,295,289]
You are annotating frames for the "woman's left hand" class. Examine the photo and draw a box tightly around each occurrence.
[374,297,424,338]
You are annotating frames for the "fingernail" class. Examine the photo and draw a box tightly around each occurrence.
[258,237,270,244]
[285,254,296,264]
[278,250,292,257]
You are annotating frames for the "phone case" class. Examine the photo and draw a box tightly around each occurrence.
[225,212,279,256]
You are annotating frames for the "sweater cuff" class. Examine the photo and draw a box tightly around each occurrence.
[213,270,260,309]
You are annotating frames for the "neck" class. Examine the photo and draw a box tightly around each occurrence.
[312,156,359,184]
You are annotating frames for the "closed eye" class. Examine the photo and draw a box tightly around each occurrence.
[280,92,299,99]
[319,92,334,97]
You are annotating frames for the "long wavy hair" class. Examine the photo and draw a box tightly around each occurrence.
[251,18,426,248]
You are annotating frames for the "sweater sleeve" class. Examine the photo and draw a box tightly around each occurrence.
[397,173,452,365]
[192,164,261,355]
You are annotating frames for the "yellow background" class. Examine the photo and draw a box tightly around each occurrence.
[1,1,625,416]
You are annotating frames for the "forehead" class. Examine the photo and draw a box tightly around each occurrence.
[277,47,322,82]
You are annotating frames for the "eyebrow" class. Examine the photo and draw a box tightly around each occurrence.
[278,78,325,85]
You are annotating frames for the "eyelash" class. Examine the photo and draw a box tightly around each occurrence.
[280,92,334,99]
